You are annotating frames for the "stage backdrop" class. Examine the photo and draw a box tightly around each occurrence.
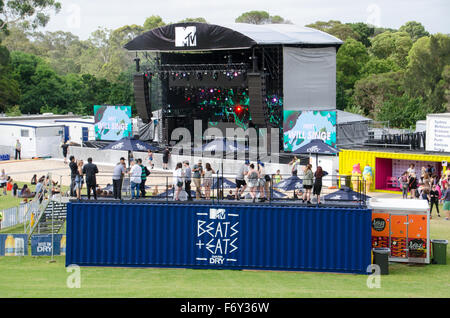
[94,105,132,141]
[283,47,337,111]
[283,110,337,152]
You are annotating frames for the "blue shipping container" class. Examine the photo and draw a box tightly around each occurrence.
[66,202,372,274]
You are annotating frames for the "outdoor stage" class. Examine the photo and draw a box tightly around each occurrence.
[65,199,372,274]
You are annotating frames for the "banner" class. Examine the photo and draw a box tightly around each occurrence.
[94,105,132,141]
[426,115,450,152]
[283,110,337,152]
[31,234,66,256]
[0,234,28,256]
[195,208,240,266]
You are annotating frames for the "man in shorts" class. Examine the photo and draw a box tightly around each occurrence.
[192,160,203,200]
[235,160,250,200]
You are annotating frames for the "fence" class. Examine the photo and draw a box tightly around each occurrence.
[68,170,368,206]
[0,202,31,230]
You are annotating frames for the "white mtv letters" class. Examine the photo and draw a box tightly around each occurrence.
[175,26,197,47]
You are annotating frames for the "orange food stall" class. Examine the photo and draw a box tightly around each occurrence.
[368,198,430,264]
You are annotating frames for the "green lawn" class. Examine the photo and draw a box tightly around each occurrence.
[0,204,449,298]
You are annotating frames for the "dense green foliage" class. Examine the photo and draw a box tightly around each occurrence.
[311,20,449,128]
[0,5,448,129]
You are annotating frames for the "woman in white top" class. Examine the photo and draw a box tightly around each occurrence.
[257,162,266,202]
[173,162,183,201]
[203,163,215,200]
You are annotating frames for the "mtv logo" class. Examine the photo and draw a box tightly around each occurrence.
[209,208,226,220]
[175,26,197,47]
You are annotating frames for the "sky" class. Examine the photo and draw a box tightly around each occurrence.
[41,0,450,39]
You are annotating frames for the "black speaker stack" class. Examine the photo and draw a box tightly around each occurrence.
[133,74,151,123]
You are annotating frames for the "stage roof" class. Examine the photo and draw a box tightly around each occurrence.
[124,22,343,52]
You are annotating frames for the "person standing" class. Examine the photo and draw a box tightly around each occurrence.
[163,147,170,170]
[69,156,77,197]
[203,163,215,200]
[129,160,142,199]
[408,172,418,199]
[247,163,259,203]
[398,171,409,199]
[407,164,416,177]
[82,157,99,200]
[273,169,282,185]
[61,141,69,164]
[302,164,314,204]
[0,169,7,195]
[35,177,45,203]
[173,162,183,201]
[442,182,450,220]
[184,161,192,201]
[15,139,21,160]
[429,184,441,218]
[112,157,126,200]
[235,160,249,200]
[74,160,84,200]
[193,160,204,200]
[257,161,266,202]
[313,166,324,205]
[289,156,300,176]
[127,151,134,168]
[138,158,150,197]
[147,150,154,169]
[0,169,8,195]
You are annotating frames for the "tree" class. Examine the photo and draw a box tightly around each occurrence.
[352,71,405,116]
[143,15,165,31]
[336,38,369,89]
[235,11,270,24]
[336,38,370,110]
[370,31,413,68]
[347,22,374,47]
[178,17,207,23]
[306,20,359,41]
[0,44,19,111]
[377,95,426,128]
[405,34,450,113]
[0,0,61,32]
[269,15,292,24]
[399,21,429,42]
[0,25,38,53]
[361,56,400,76]
[442,65,450,112]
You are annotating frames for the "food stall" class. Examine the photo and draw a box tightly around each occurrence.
[368,198,430,264]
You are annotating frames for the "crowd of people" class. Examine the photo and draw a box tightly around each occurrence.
[399,163,450,220]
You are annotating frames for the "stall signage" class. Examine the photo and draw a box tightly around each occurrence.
[372,218,386,232]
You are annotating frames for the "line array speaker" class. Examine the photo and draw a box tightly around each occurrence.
[133,74,151,123]
[247,73,269,127]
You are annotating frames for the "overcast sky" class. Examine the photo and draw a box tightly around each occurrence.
[41,0,449,39]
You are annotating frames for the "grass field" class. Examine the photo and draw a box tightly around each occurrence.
[0,212,449,298]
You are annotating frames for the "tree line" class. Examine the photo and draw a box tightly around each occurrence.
[0,4,449,128]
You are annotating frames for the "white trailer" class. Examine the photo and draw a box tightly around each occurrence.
[0,121,64,159]
[53,117,95,144]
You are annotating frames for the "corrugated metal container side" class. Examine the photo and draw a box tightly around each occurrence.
[66,202,372,274]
